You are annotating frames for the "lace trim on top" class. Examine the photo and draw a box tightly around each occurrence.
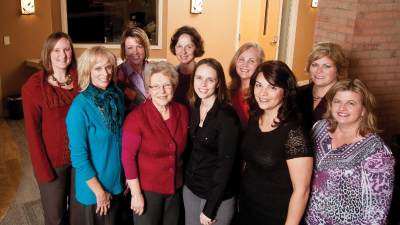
[285,125,311,159]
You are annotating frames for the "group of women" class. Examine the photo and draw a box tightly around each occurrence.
[22,25,395,225]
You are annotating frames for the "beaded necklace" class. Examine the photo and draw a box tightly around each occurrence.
[50,73,72,87]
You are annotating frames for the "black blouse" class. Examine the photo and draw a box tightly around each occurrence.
[297,84,328,132]
[239,118,312,225]
[185,101,241,219]
[173,68,191,106]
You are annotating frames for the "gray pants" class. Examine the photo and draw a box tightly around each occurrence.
[182,186,235,225]
[38,165,77,225]
[133,191,181,225]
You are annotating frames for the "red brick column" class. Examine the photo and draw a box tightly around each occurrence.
[314,0,358,50]
[314,0,400,140]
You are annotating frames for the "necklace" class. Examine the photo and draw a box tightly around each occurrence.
[199,104,212,124]
[312,89,323,101]
[313,95,322,101]
[50,73,72,87]
[199,108,208,123]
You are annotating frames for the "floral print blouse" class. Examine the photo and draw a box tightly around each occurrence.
[305,120,395,225]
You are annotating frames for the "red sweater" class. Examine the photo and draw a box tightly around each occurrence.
[122,100,188,194]
[231,90,250,127]
[22,70,79,182]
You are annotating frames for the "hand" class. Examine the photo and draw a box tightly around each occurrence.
[131,193,145,215]
[95,191,112,216]
[200,212,216,225]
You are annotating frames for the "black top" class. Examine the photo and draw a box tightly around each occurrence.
[239,118,312,225]
[297,84,328,132]
[185,101,240,219]
[173,69,191,106]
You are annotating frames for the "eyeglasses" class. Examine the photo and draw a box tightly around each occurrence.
[149,83,173,91]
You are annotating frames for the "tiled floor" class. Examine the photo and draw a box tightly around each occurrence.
[0,120,22,221]
[0,119,41,224]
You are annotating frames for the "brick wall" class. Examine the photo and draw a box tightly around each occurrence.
[314,0,400,141]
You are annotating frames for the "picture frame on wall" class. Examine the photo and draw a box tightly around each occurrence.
[191,0,203,14]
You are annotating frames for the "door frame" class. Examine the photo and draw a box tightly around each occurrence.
[236,0,299,67]
[280,0,299,68]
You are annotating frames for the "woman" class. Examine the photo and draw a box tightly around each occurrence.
[305,79,395,225]
[297,42,347,132]
[66,46,124,225]
[169,25,205,105]
[121,61,188,225]
[116,26,150,112]
[184,58,241,225]
[229,42,265,127]
[22,31,78,225]
[239,61,313,225]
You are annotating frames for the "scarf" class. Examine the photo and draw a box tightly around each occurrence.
[83,83,124,133]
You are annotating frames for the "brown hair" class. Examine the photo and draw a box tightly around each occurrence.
[78,46,117,91]
[40,32,77,74]
[170,26,205,57]
[306,42,348,78]
[120,27,150,60]
[325,79,378,136]
[229,42,265,95]
[188,58,229,107]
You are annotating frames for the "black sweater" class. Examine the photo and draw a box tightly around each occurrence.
[185,101,241,219]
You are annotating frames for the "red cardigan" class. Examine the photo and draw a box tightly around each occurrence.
[22,70,79,182]
[122,100,188,194]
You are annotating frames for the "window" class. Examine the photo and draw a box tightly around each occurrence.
[61,0,163,49]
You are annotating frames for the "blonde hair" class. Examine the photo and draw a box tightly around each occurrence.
[120,27,150,61]
[143,61,179,90]
[78,46,117,91]
[325,79,378,136]
[306,42,348,78]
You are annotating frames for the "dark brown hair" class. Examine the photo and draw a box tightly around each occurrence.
[188,58,228,107]
[170,26,205,57]
[40,32,77,74]
[249,60,299,126]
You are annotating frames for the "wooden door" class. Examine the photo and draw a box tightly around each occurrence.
[239,0,282,60]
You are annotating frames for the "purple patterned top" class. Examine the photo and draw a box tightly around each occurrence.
[305,120,395,225]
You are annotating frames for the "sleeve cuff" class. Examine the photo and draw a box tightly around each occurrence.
[81,167,96,181]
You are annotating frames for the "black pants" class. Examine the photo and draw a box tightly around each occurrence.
[73,194,121,225]
[116,191,134,225]
[133,191,181,225]
[37,164,76,225]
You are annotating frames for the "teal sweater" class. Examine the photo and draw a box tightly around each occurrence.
[66,91,123,205]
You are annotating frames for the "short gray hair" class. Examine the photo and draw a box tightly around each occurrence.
[143,61,179,90]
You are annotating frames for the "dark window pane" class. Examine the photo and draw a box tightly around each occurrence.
[66,0,158,45]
